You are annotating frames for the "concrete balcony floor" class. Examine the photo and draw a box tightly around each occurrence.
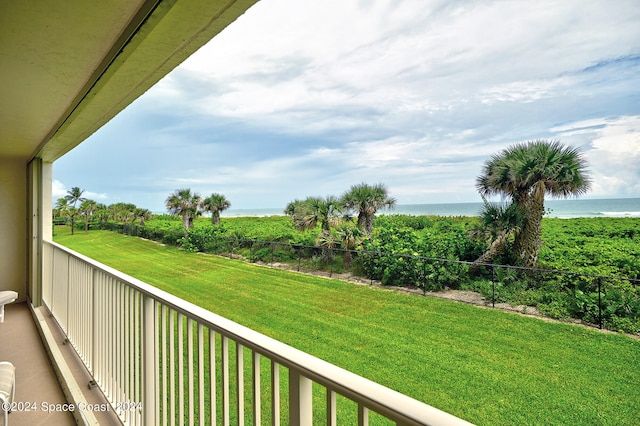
[0,303,120,425]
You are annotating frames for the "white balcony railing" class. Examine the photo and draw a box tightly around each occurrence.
[42,240,472,426]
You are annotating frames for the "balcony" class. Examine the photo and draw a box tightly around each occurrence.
[0,2,473,424]
[0,240,473,425]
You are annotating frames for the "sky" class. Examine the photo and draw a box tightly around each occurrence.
[53,0,640,213]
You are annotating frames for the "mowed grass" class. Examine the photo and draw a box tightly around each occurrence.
[54,229,640,425]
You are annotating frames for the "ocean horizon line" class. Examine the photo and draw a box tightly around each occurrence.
[217,197,640,219]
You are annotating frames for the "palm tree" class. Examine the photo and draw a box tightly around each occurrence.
[65,186,86,208]
[476,140,590,267]
[134,208,153,226]
[335,223,364,268]
[108,203,137,224]
[166,188,201,229]
[54,198,69,223]
[94,203,109,224]
[64,187,85,234]
[301,196,343,234]
[342,183,396,236]
[285,196,343,262]
[284,199,312,231]
[202,193,231,225]
[79,199,97,234]
[469,198,525,271]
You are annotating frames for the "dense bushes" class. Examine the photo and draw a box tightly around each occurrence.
[90,214,639,333]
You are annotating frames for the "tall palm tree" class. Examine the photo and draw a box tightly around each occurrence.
[64,187,85,233]
[79,199,97,234]
[65,186,86,208]
[202,193,231,225]
[166,188,201,229]
[469,198,525,271]
[342,183,396,236]
[476,140,591,267]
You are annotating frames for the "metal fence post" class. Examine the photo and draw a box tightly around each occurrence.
[270,243,274,265]
[423,260,427,296]
[329,248,334,277]
[491,266,496,308]
[598,277,603,329]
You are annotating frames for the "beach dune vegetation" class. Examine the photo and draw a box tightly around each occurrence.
[341,182,396,236]
[476,140,591,267]
[202,193,231,225]
[166,188,201,229]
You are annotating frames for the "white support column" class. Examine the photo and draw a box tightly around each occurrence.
[28,158,52,307]
[289,369,312,426]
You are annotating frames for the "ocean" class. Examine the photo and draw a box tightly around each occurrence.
[221,197,640,219]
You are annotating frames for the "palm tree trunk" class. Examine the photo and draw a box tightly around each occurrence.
[471,233,508,273]
[514,191,544,267]
[212,211,220,226]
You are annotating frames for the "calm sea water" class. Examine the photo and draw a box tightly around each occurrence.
[222,198,640,218]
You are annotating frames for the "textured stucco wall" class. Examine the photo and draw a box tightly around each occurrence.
[0,158,27,301]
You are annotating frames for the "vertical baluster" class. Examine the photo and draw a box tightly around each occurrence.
[358,404,369,426]
[142,294,156,426]
[154,301,161,426]
[253,351,261,426]
[198,325,204,426]
[121,285,128,424]
[326,389,336,426]
[162,306,168,426]
[222,336,230,426]
[209,329,216,426]
[271,361,280,426]
[170,310,176,426]
[188,319,194,425]
[178,313,184,426]
[237,343,244,425]
[108,277,114,400]
[289,369,312,426]
[91,269,98,381]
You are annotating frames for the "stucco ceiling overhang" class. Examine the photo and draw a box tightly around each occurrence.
[0,0,258,163]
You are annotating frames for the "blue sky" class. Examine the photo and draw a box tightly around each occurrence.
[53,0,640,213]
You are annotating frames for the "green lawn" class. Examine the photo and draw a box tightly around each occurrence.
[54,229,640,425]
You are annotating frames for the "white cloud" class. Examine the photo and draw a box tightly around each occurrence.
[51,180,108,202]
[54,0,640,210]
[52,180,67,198]
[551,115,640,197]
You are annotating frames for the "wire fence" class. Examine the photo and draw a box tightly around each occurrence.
[88,222,640,334]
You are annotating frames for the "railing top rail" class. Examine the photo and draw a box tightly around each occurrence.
[45,239,473,425]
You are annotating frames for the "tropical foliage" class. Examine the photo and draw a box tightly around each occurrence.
[202,193,231,225]
[165,188,201,229]
[342,182,396,235]
[164,189,231,229]
[63,186,86,235]
[468,197,525,269]
[476,140,591,267]
[52,182,639,333]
